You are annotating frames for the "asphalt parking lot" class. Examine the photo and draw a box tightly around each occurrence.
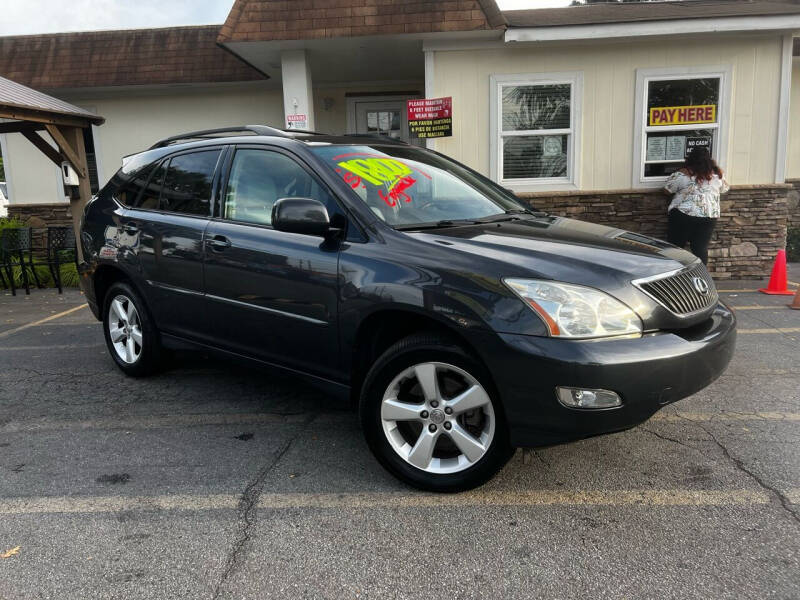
[1,270,799,600]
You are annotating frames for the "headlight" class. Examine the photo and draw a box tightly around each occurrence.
[504,279,642,339]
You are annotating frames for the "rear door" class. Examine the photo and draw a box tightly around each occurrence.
[202,146,341,379]
[119,147,224,339]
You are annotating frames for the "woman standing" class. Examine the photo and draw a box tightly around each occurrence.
[664,146,729,264]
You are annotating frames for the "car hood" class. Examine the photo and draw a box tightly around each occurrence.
[407,215,705,328]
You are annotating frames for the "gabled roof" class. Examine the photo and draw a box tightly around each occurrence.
[504,0,800,28]
[0,25,267,91]
[0,75,104,125]
[217,0,505,44]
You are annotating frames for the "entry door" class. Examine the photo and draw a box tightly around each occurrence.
[202,147,341,380]
[352,98,422,146]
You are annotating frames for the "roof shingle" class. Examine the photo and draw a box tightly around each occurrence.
[0,25,267,91]
[217,0,503,43]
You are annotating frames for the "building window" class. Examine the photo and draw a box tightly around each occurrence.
[634,67,730,187]
[490,72,582,191]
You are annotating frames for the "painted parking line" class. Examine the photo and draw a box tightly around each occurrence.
[2,489,797,515]
[3,410,798,434]
[737,327,800,334]
[0,303,88,339]
[0,343,104,352]
[0,411,314,433]
[653,412,800,422]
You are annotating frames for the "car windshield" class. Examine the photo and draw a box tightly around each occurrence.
[309,144,527,229]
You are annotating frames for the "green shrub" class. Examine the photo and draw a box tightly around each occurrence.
[788,227,800,263]
[0,217,24,230]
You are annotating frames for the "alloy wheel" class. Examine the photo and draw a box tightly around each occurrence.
[380,361,495,474]
[108,294,143,364]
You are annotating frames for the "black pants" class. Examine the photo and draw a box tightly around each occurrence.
[667,209,716,264]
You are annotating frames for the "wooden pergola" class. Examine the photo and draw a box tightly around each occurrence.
[0,75,104,260]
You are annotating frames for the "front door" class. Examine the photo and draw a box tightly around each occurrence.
[350,97,422,146]
[202,146,342,380]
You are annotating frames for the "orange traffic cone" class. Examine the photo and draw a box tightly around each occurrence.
[759,250,795,295]
[789,287,800,310]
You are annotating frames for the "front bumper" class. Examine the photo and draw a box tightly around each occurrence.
[484,302,736,447]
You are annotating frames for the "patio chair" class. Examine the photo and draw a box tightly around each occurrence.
[0,227,41,296]
[43,226,78,294]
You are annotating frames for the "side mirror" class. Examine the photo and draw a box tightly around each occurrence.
[272,197,330,237]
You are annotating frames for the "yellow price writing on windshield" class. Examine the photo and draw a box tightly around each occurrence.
[337,158,413,187]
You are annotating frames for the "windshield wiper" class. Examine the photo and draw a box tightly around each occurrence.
[396,219,479,231]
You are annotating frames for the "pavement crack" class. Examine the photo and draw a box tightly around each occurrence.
[211,415,314,599]
[691,419,800,527]
[640,426,699,452]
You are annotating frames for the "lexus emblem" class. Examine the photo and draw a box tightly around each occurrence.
[692,277,710,295]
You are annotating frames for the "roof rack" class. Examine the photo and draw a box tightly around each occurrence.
[148,125,289,149]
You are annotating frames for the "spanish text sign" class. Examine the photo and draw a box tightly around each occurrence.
[407,97,453,139]
[649,104,716,126]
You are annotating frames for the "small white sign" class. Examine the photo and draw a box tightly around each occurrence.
[646,136,666,161]
[286,114,307,130]
[665,136,686,161]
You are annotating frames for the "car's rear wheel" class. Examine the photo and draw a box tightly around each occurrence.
[102,281,161,376]
[360,334,514,492]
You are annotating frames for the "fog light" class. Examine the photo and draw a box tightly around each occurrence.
[556,387,621,409]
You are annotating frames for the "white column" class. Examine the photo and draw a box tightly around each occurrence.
[281,49,315,132]
[424,50,436,150]
[774,34,793,183]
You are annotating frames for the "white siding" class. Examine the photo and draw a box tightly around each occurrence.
[5,83,283,205]
[432,34,785,188]
[788,59,800,180]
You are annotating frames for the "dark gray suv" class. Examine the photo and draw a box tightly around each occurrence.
[80,126,736,491]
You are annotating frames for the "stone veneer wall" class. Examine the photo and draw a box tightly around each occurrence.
[518,184,790,280]
[788,179,800,230]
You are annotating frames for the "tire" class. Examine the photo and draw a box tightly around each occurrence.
[360,333,514,492]
[102,281,162,377]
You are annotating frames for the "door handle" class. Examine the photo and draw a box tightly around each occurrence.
[206,235,232,250]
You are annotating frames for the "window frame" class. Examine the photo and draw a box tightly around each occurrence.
[632,65,732,188]
[489,71,583,192]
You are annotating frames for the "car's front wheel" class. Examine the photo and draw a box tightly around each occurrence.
[360,334,514,492]
[102,281,162,376]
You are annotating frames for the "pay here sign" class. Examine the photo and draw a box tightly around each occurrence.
[649,104,716,126]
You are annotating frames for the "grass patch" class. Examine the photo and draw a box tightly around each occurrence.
[2,259,79,289]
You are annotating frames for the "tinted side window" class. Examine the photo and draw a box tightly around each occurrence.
[160,150,221,216]
[223,149,335,226]
[137,161,166,210]
[111,163,152,207]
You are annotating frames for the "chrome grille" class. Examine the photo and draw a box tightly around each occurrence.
[634,262,718,317]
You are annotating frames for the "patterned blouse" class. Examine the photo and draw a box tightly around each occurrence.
[664,170,729,219]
